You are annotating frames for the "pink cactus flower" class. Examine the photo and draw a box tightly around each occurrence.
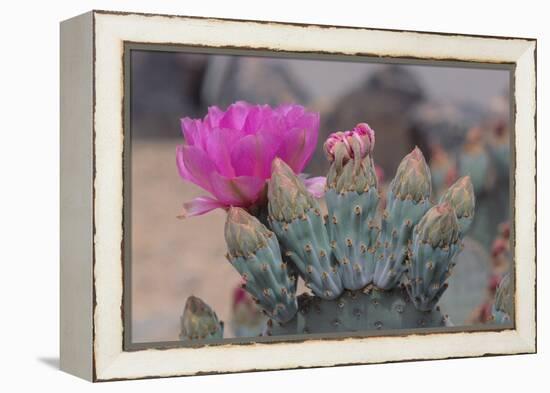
[177,101,323,218]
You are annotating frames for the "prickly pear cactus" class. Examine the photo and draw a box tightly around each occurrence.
[186,122,476,338]
[179,296,224,340]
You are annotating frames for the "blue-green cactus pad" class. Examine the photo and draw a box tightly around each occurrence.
[373,194,431,289]
[230,237,298,323]
[406,240,460,311]
[265,287,449,336]
[269,208,343,300]
[325,188,380,290]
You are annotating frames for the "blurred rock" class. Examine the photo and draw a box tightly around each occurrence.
[429,143,457,199]
[410,98,509,247]
[201,56,309,108]
[315,65,426,176]
[131,51,208,138]
[409,101,484,158]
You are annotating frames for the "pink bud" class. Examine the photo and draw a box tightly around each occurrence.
[324,123,375,163]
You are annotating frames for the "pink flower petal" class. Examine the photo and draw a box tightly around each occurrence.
[303,176,327,198]
[176,145,194,181]
[292,111,320,135]
[279,104,305,124]
[177,196,226,218]
[205,128,239,177]
[209,172,265,206]
[276,112,319,173]
[177,145,217,193]
[229,134,262,177]
[219,101,250,130]
[276,103,303,117]
[244,106,273,133]
[276,127,312,173]
[180,118,203,146]
[205,106,224,128]
[230,134,277,178]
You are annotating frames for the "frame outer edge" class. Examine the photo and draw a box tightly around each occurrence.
[91,11,537,380]
[514,41,537,352]
[59,11,95,381]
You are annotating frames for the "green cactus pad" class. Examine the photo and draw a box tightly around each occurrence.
[405,203,461,311]
[229,247,298,323]
[373,195,431,289]
[268,158,343,300]
[373,148,433,290]
[265,287,449,336]
[326,188,380,290]
[269,209,343,300]
[225,207,298,323]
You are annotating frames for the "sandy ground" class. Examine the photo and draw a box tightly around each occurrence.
[130,139,491,343]
[131,139,241,343]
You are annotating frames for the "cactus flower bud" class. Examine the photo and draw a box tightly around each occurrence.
[391,147,432,202]
[415,203,459,248]
[331,155,378,193]
[268,158,316,222]
[439,176,475,234]
[324,123,375,163]
[180,296,223,340]
[225,207,274,258]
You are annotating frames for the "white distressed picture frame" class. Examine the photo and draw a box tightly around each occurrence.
[60,10,536,382]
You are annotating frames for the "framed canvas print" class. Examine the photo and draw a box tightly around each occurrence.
[60,10,537,382]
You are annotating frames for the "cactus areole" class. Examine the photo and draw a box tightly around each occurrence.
[181,120,476,340]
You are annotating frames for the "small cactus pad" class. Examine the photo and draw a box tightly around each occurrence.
[180,296,224,340]
[405,203,461,311]
[225,207,298,323]
[268,159,343,300]
[373,148,432,289]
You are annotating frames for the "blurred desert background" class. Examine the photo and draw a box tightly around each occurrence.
[130,50,511,343]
